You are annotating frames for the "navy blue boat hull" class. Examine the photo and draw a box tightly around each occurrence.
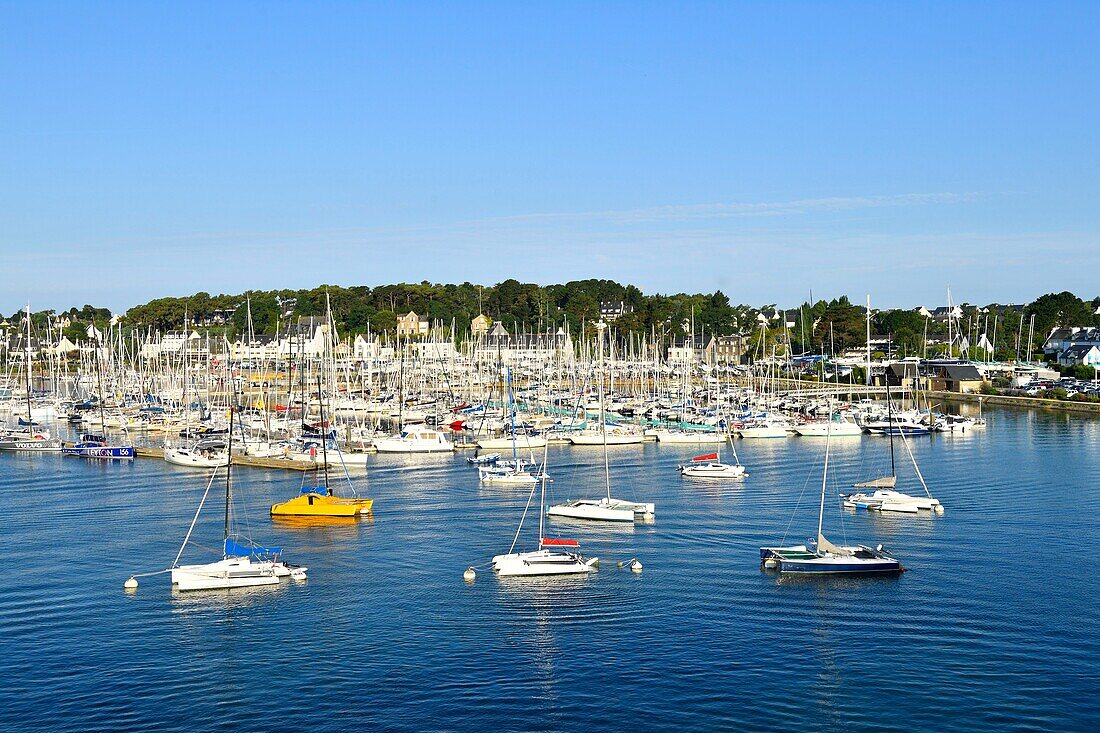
[62,445,136,459]
[776,558,901,573]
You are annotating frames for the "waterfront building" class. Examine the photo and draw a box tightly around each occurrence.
[1043,327,1100,364]
[470,314,491,336]
[704,334,749,365]
[599,301,633,321]
[927,363,985,393]
[140,330,201,358]
[667,336,700,364]
[1058,345,1100,368]
[396,311,429,337]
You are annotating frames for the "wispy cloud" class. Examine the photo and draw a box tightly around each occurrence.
[473,192,979,225]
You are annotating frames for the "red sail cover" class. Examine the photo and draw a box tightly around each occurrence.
[692,453,719,462]
[449,420,466,431]
[542,537,580,547]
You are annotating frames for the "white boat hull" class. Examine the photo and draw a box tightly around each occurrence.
[476,436,548,450]
[679,462,746,479]
[0,438,62,451]
[843,489,943,513]
[546,497,654,522]
[478,469,539,485]
[492,549,596,576]
[653,431,726,444]
[171,558,279,591]
[737,426,790,439]
[373,438,454,453]
[164,449,229,467]
[794,423,864,437]
[568,434,643,445]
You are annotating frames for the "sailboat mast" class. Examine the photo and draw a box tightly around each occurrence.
[24,304,33,423]
[865,294,871,385]
[538,439,549,550]
[225,387,234,543]
[95,333,107,436]
[598,321,610,499]
[818,402,832,542]
[318,373,331,494]
[886,379,896,477]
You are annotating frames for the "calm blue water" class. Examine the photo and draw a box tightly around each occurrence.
[2,407,1098,732]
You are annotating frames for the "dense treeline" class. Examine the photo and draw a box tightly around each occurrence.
[120,279,747,341]
[9,285,1100,360]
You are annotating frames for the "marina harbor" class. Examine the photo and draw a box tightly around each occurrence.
[4,3,1098,730]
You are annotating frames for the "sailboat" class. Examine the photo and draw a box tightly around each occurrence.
[164,438,230,467]
[62,328,135,460]
[270,376,374,517]
[760,406,902,574]
[372,345,455,453]
[0,305,62,452]
[547,322,654,523]
[842,386,944,514]
[492,441,597,576]
[171,395,307,591]
[678,434,747,479]
[478,365,542,485]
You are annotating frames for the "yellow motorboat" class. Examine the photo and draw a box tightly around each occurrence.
[270,490,374,517]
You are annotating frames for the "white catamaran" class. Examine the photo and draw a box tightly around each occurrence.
[492,442,597,577]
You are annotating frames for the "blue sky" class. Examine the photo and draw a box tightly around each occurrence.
[1,1,1097,313]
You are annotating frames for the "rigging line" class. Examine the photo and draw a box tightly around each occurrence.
[896,425,933,498]
[780,446,820,545]
[172,467,219,567]
[507,470,539,555]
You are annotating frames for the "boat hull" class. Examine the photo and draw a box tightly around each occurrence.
[794,423,864,437]
[760,545,901,574]
[568,433,644,445]
[679,463,746,479]
[164,450,229,467]
[0,438,62,451]
[171,558,280,591]
[737,426,790,439]
[653,431,726,444]
[373,439,454,453]
[492,549,596,577]
[476,436,548,450]
[62,444,136,459]
[546,497,654,522]
[270,492,374,517]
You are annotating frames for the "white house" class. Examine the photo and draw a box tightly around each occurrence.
[141,330,201,358]
[1058,344,1100,367]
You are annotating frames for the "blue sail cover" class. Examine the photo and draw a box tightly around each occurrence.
[224,537,282,558]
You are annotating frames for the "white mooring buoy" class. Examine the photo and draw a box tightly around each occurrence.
[629,558,643,573]
[124,577,139,591]
[463,567,477,582]
[763,557,780,570]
